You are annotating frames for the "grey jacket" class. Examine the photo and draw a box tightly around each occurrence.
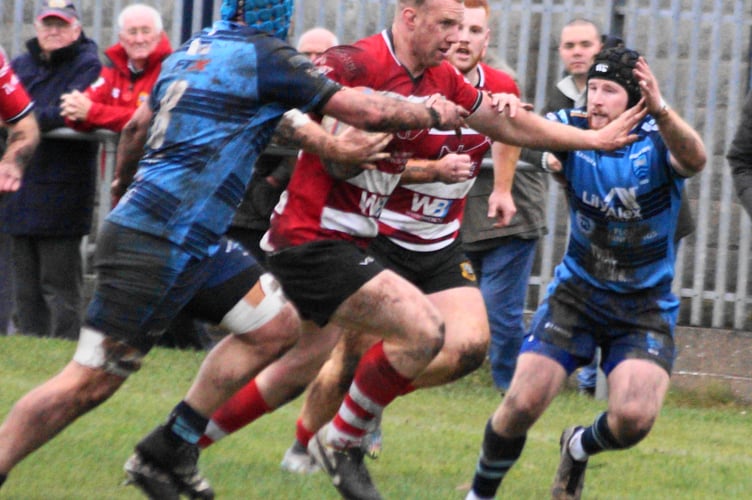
[461,163,546,252]
[728,90,752,216]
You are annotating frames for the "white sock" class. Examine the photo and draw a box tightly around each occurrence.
[465,490,494,500]
[568,428,589,462]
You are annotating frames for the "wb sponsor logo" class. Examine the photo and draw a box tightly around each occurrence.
[359,192,388,217]
[411,193,451,218]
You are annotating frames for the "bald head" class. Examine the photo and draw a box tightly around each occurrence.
[296,27,339,60]
[117,3,164,69]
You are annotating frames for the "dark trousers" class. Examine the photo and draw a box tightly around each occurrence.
[0,233,13,333]
[11,235,83,340]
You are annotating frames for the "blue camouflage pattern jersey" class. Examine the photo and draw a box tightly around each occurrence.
[549,108,685,293]
[108,20,340,257]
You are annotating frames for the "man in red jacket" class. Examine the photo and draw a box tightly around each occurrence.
[61,3,171,209]
[60,3,171,133]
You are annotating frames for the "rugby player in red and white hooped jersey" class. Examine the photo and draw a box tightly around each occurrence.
[0,45,38,193]
[285,0,526,475]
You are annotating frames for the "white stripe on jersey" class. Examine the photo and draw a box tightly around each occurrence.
[347,167,403,195]
[401,177,476,198]
[380,208,461,248]
[321,206,380,238]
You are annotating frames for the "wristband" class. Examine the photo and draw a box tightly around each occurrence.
[540,151,554,173]
[283,108,311,129]
[428,106,441,129]
[655,99,670,121]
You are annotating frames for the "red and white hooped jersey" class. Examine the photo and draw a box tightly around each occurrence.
[264,30,483,251]
[379,62,520,251]
[0,46,33,124]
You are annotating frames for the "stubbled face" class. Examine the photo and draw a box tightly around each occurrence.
[559,23,602,79]
[586,78,628,130]
[447,5,489,75]
[410,0,464,70]
[119,10,161,66]
[35,16,81,55]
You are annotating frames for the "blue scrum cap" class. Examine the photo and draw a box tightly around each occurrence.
[220,0,293,40]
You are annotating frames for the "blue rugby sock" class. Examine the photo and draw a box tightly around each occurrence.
[581,412,622,455]
[470,419,526,498]
[167,401,209,445]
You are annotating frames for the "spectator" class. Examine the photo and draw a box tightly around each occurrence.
[60,3,171,209]
[60,4,171,135]
[227,26,339,261]
[0,46,40,335]
[464,46,706,500]
[551,18,603,109]
[296,26,339,60]
[727,90,752,216]
[0,0,101,340]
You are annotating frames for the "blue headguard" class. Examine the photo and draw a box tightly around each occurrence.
[221,0,293,40]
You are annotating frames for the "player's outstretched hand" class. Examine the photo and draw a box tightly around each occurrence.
[489,92,533,117]
[594,98,648,151]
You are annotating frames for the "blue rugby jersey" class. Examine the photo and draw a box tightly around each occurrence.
[548,108,685,293]
[108,20,339,257]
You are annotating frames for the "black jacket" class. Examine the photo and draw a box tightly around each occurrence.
[1,34,101,236]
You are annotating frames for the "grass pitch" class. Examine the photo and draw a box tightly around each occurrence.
[1,335,749,499]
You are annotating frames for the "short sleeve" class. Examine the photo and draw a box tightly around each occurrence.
[256,36,341,115]
[0,46,33,124]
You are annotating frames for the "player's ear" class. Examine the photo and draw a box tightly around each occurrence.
[401,6,418,30]
[481,30,489,59]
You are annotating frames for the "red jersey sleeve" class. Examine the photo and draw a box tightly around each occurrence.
[437,62,483,113]
[0,47,33,124]
[315,44,376,88]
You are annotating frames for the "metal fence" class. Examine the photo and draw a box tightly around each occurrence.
[3,0,752,330]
